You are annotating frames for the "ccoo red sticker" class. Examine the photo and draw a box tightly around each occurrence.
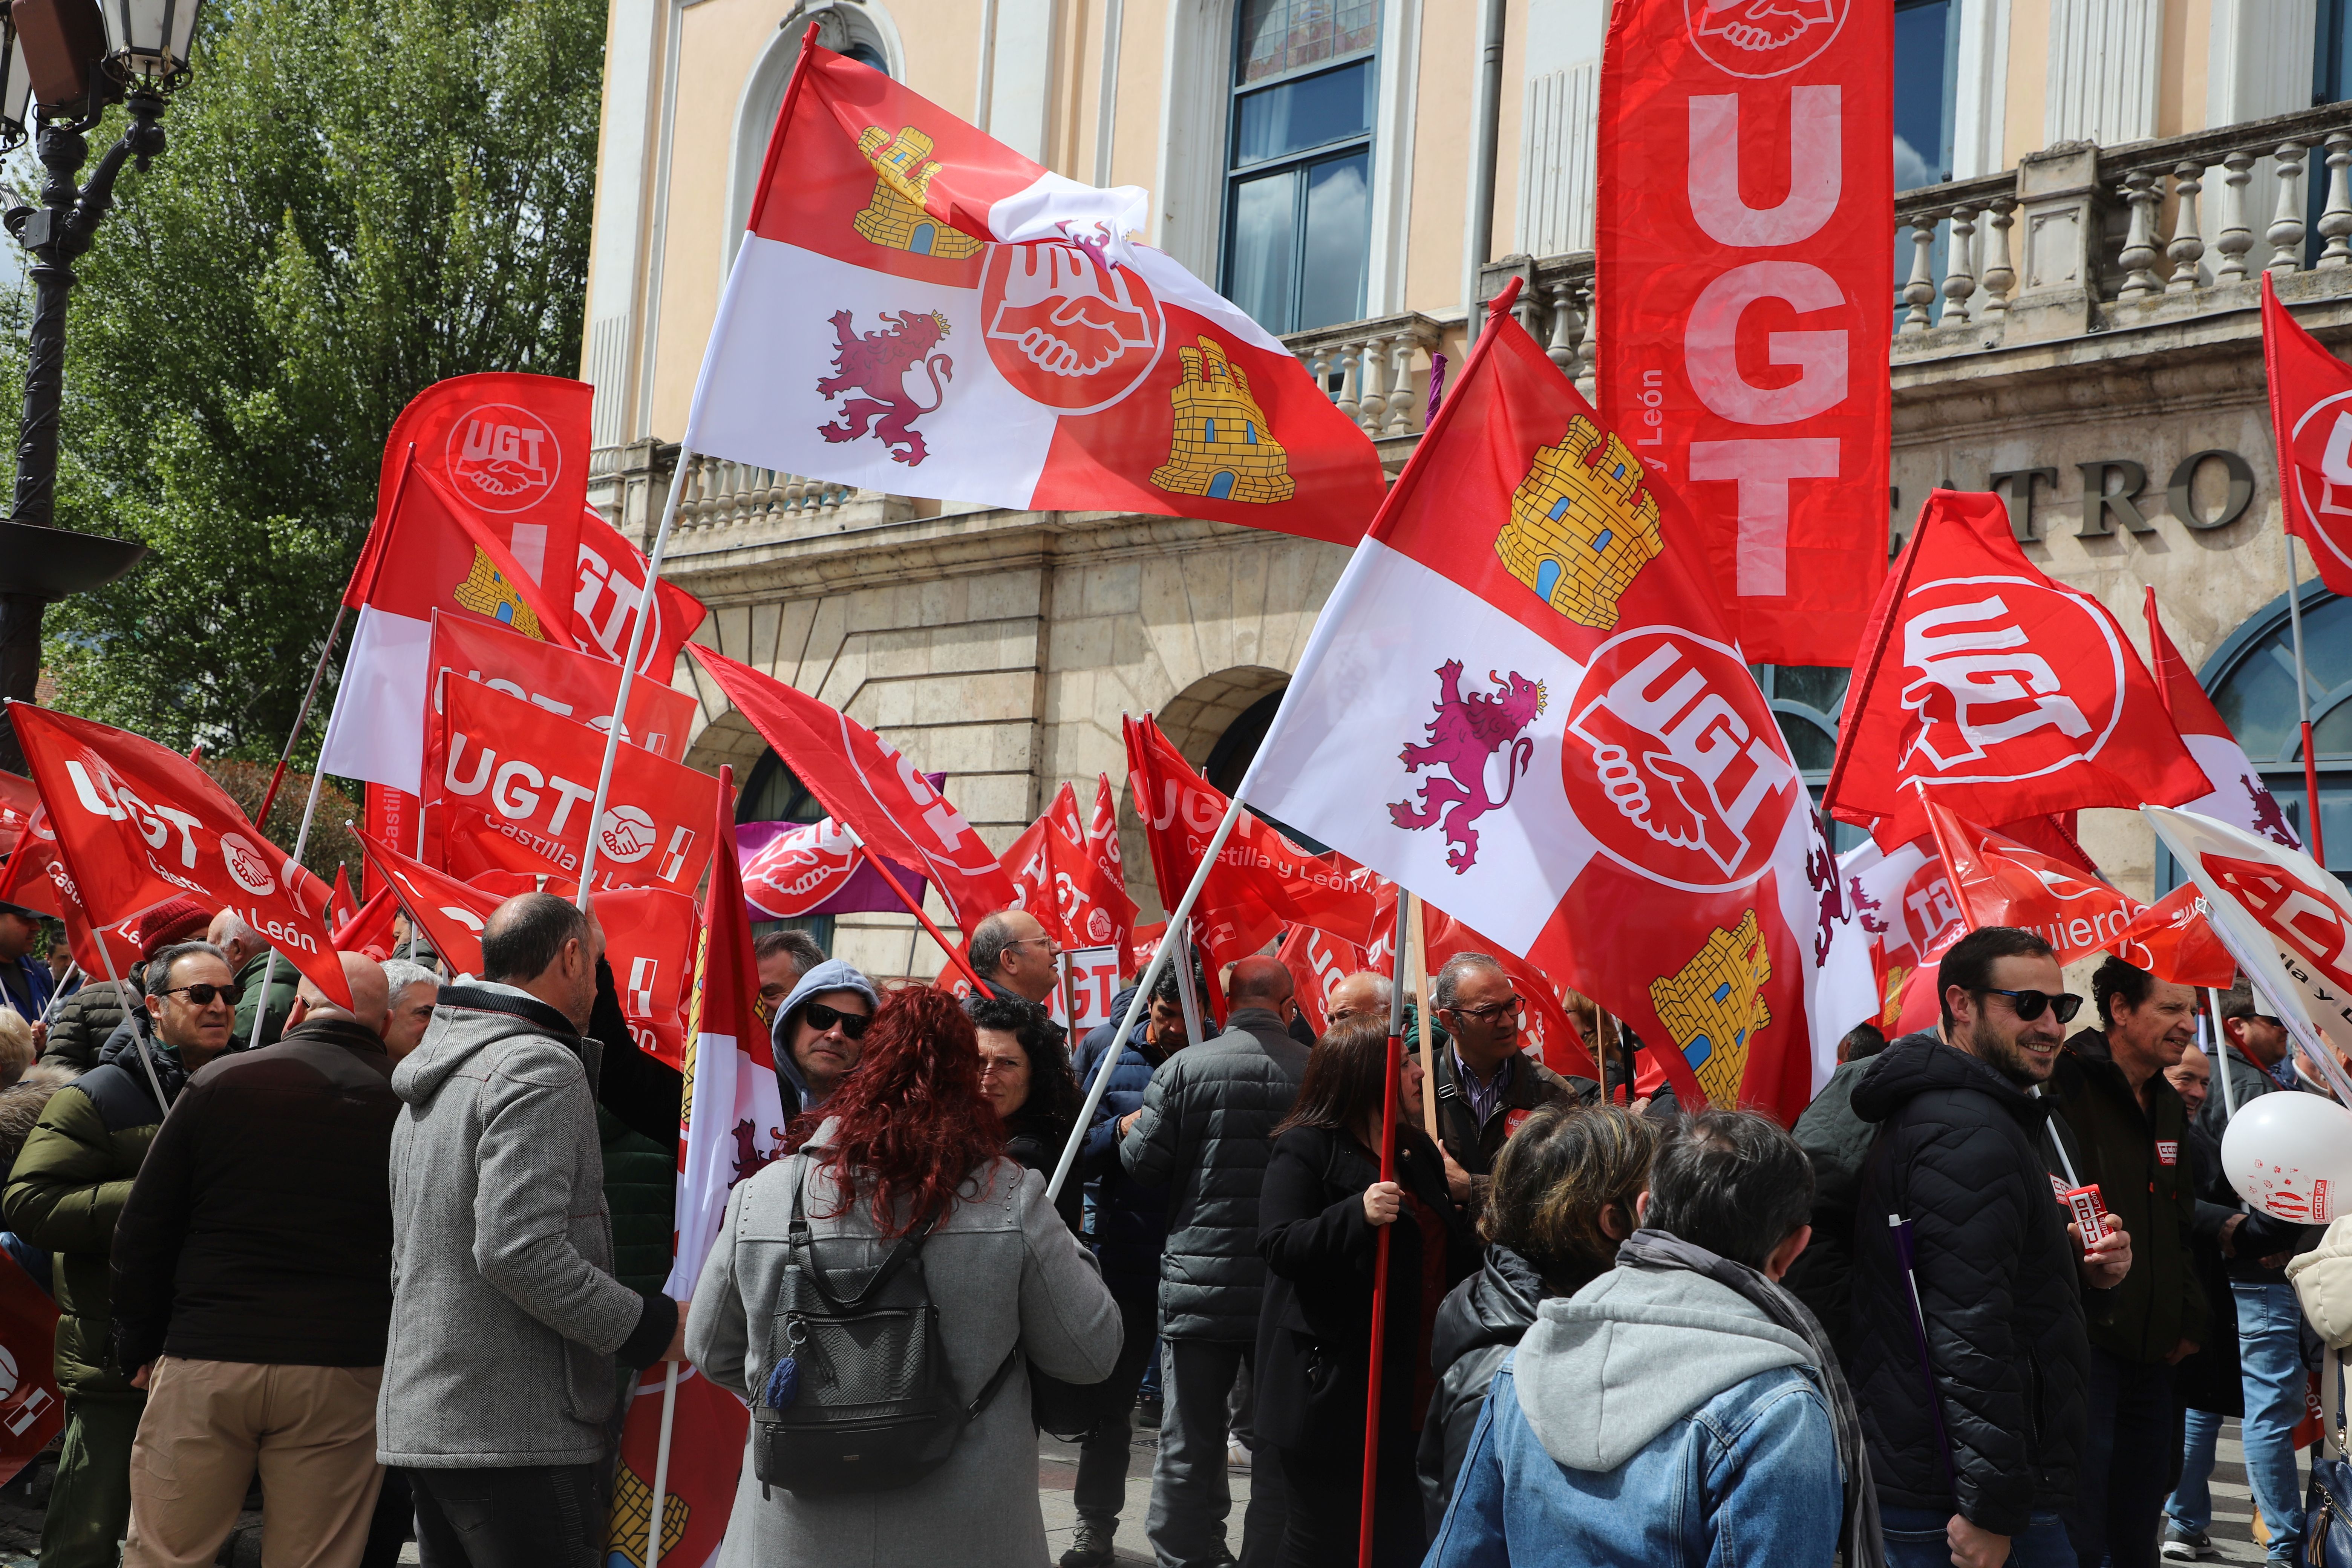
[2156,1140,2179,1167]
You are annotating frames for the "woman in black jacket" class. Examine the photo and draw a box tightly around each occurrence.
[970,991,1085,1235]
[1257,1014,1478,1568]
[1414,1100,1655,1531]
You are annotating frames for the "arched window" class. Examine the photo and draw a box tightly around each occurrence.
[738,749,836,947]
[2188,584,2351,879]
[727,5,900,272]
[1751,665,1868,853]
[1221,0,1377,334]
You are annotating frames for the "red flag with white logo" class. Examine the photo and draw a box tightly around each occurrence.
[1824,490,2207,851]
[687,37,1384,546]
[2144,588,2303,850]
[0,1251,62,1483]
[6,706,350,1007]
[0,772,34,860]
[1277,924,1366,1036]
[0,805,150,978]
[354,831,498,975]
[1238,296,1853,1119]
[573,505,709,681]
[1596,0,1891,665]
[2262,274,2352,596]
[1922,801,2147,966]
[684,646,1018,937]
[371,373,593,595]
[2108,884,2237,989]
[1086,773,1126,890]
[1022,781,1139,952]
[597,887,699,1070]
[431,678,720,897]
[331,886,400,958]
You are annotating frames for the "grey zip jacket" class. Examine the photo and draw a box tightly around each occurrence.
[379,982,675,1467]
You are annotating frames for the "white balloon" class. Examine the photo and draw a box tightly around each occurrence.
[2219,1091,2352,1224]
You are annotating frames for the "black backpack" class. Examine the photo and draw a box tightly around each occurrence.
[748,1158,1017,1495]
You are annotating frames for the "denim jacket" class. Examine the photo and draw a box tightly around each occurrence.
[1426,1266,1844,1568]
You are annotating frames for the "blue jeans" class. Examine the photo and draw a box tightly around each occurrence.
[2233,1280,2308,1560]
[1882,1506,2075,1568]
[2166,1407,2224,1532]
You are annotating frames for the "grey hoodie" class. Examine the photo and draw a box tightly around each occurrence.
[770,959,880,1115]
[1513,1265,1816,1472]
[379,982,672,1468]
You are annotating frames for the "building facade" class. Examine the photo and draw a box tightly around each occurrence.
[584,0,2352,978]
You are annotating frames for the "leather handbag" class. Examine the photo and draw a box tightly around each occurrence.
[2305,1346,2351,1568]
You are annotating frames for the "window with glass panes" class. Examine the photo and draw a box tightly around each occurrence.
[1222,0,1377,335]
[1751,665,1868,853]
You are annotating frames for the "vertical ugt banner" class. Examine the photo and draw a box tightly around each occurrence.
[1597,0,1891,667]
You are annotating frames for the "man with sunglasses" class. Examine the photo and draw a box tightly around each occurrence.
[3,939,238,1568]
[2044,958,2210,1568]
[1848,926,2127,1568]
[1425,953,1584,1213]
[769,958,880,1118]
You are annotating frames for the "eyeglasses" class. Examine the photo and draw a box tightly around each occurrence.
[1447,996,1523,1023]
[1007,936,1060,957]
[1978,988,2082,1024]
[161,982,243,1009]
[800,1001,871,1039]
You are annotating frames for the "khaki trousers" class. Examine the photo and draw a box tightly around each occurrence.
[122,1357,386,1568]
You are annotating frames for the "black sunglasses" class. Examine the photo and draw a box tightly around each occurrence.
[162,982,244,1008]
[801,1001,871,1039]
[1979,987,2082,1024]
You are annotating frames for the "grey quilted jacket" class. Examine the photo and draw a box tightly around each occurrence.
[379,983,672,1468]
[1119,1009,1309,1341]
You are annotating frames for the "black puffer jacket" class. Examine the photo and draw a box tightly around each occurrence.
[42,979,129,1072]
[1119,1009,1309,1340]
[1415,1243,1545,1533]
[1784,1055,1873,1360]
[1848,1031,2089,1537]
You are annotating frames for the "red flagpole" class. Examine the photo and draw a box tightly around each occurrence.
[1358,890,1409,1568]
[857,843,993,994]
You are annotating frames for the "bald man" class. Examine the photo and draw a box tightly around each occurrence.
[113,948,404,1567]
[1323,971,1393,1029]
[971,908,1061,1006]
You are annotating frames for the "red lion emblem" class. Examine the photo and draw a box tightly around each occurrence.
[816,308,954,466]
[1390,660,1549,872]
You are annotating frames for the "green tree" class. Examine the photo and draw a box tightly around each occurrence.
[31,0,603,760]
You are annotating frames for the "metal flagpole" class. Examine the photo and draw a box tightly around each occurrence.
[88,930,171,1112]
[242,762,330,1052]
[644,1360,681,1568]
[37,965,77,1027]
[854,844,992,993]
[252,603,348,831]
[1358,890,1410,1568]
[2208,989,2239,1122]
[2283,534,2328,865]
[574,453,695,911]
[1046,793,1250,1202]
[1595,1003,1613,1105]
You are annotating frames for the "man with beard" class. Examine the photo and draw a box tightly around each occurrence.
[1847,927,2132,1568]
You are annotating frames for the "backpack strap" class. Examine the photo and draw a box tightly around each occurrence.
[788,1156,943,1313]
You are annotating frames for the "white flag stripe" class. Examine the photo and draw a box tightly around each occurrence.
[317,605,431,795]
[683,235,1060,503]
[2182,732,2303,848]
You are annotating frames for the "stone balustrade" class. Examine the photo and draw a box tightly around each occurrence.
[1280,311,1450,438]
[670,453,862,531]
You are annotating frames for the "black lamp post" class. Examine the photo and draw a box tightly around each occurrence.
[0,0,202,773]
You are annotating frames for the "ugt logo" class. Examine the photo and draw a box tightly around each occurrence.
[1684,0,1847,78]
[1389,660,1548,873]
[1897,579,2120,782]
[446,404,560,513]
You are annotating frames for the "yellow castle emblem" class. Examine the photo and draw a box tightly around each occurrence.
[853,126,984,258]
[1494,415,1663,630]
[1150,336,1295,504]
[452,548,543,639]
[1649,911,1773,1107]
[608,1459,688,1566]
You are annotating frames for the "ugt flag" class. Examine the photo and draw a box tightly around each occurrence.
[1596,0,1891,665]
[1824,489,2207,851]
[1239,288,1847,1119]
[2263,273,2352,596]
[686,36,1385,545]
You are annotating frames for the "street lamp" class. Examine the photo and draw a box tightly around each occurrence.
[0,0,201,773]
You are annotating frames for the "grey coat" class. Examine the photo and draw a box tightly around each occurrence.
[685,1124,1121,1568]
[380,982,665,1468]
[1119,1008,1309,1340]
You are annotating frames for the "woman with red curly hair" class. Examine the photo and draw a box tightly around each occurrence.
[685,984,1122,1563]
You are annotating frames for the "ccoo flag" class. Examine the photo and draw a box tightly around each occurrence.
[684,36,1385,545]
[1237,288,1857,1120]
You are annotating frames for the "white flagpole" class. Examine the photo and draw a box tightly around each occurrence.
[89,933,172,1112]
[37,966,78,1026]
[1047,793,1249,1202]
[2208,989,2239,1122]
[242,763,329,1052]
[1170,914,1207,1047]
[574,455,694,912]
[2282,534,2326,862]
[644,1359,681,1568]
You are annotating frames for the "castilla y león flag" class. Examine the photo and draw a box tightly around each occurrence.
[1237,292,1854,1120]
[684,36,1384,544]
[7,705,351,1008]
[1597,0,1891,665]
[2263,274,2352,596]
[1824,490,2207,851]
[2144,588,2303,850]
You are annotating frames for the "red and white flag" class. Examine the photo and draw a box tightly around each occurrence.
[1923,802,2150,967]
[1825,490,2207,851]
[2144,589,2302,850]
[1012,781,1139,953]
[1838,833,1965,1034]
[2263,274,2352,596]
[2108,884,2238,989]
[685,646,1017,936]
[0,772,35,860]
[1277,924,1369,1036]
[574,504,710,681]
[1596,0,1891,665]
[598,887,699,1070]
[0,805,151,979]
[432,678,720,897]
[686,37,1385,545]
[1237,293,1855,1120]
[373,373,593,592]
[6,706,351,1007]
[354,832,499,974]
[0,1251,61,1484]
[332,886,400,958]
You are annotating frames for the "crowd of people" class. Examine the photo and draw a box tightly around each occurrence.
[0,888,2346,1568]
